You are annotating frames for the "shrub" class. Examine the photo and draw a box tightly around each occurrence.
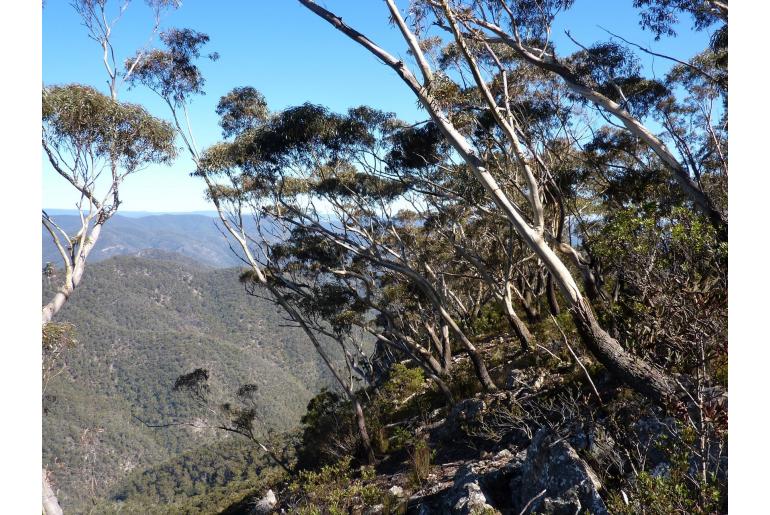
[381,364,424,410]
[408,439,432,487]
[606,421,724,514]
[295,390,357,470]
[286,457,383,514]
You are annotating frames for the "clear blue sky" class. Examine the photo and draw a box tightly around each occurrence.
[42,0,713,213]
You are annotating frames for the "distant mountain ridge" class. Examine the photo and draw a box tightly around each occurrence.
[42,213,243,268]
[44,209,220,218]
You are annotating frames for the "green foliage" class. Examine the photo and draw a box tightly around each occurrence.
[216,86,269,138]
[295,390,357,470]
[42,321,78,413]
[447,361,484,401]
[91,438,288,514]
[607,470,721,515]
[286,457,383,514]
[608,456,721,514]
[379,363,425,416]
[607,419,724,514]
[42,254,342,512]
[42,321,78,355]
[42,84,177,171]
[633,0,725,39]
[389,426,414,453]
[127,28,218,106]
[468,301,509,337]
[591,206,726,371]
[408,438,432,487]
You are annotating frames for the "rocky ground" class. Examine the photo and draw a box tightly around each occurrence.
[234,337,727,514]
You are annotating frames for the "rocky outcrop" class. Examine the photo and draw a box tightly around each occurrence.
[450,475,496,514]
[513,429,608,514]
[251,489,277,514]
[446,449,522,514]
[408,448,522,513]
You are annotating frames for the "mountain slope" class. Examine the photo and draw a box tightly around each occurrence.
[42,252,340,512]
[41,214,244,268]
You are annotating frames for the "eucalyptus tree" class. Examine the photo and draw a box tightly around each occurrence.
[429,0,728,238]
[42,0,181,324]
[125,33,387,463]
[266,223,456,402]
[42,3,179,511]
[41,86,176,324]
[218,104,499,390]
[42,0,180,326]
[295,0,727,405]
[137,27,527,395]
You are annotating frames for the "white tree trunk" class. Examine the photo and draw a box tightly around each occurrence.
[299,0,680,404]
[42,469,63,515]
[42,223,103,324]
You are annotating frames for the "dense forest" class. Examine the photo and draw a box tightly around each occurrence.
[42,251,341,511]
[41,0,727,513]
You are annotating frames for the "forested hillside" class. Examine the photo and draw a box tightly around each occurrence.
[42,252,342,512]
[40,0,728,513]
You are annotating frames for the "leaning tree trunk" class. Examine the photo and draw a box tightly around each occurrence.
[353,396,376,463]
[298,0,680,405]
[546,273,561,316]
[503,284,533,351]
[570,298,677,403]
[42,469,63,515]
[42,223,103,324]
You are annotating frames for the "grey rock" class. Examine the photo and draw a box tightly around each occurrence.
[449,464,497,514]
[569,424,624,474]
[515,429,608,515]
[389,485,405,498]
[443,448,521,514]
[251,488,277,514]
[454,482,493,513]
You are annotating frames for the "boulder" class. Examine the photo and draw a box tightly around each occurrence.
[514,429,608,514]
[569,424,624,475]
[451,474,495,514]
[445,449,521,514]
[251,489,277,514]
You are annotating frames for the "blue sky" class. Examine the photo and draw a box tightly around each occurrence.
[42,0,713,213]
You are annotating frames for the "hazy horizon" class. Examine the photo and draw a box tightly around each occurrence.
[42,0,712,213]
